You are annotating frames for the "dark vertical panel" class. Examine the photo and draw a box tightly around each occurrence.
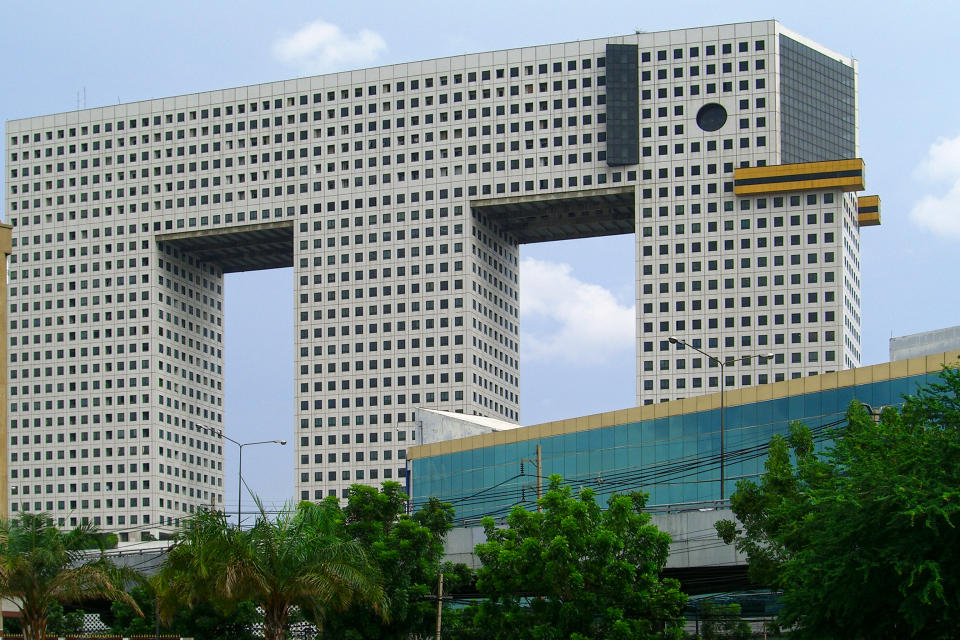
[605,43,639,166]
[780,35,856,163]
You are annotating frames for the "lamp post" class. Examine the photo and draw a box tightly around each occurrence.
[198,427,286,526]
[668,337,773,500]
[236,439,286,526]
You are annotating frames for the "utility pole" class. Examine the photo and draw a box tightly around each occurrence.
[521,444,543,511]
[435,572,444,640]
[155,595,160,640]
[536,444,543,506]
[668,337,774,500]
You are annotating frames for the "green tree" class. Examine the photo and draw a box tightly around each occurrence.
[110,586,156,637]
[697,600,751,640]
[4,602,86,638]
[110,585,260,640]
[158,500,387,640]
[315,482,460,640]
[0,513,140,640]
[44,601,87,636]
[434,561,478,640]
[467,475,687,640]
[716,367,960,639]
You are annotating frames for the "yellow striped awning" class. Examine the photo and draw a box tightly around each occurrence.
[857,194,881,227]
[734,159,865,195]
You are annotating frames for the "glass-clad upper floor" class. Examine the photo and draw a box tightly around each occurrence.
[408,352,959,523]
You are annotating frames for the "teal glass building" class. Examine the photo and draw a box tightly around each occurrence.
[408,352,959,523]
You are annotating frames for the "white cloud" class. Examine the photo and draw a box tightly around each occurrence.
[910,133,960,237]
[520,258,634,364]
[272,20,386,73]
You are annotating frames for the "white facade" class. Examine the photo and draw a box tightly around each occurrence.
[4,20,866,536]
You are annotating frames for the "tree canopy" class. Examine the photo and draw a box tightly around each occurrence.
[110,585,259,640]
[319,481,458,640]
[0,513,140,640]
[157,500,387,640]
[464,475,687,640]
[716,366,960,639]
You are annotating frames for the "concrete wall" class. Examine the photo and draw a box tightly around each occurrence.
[418,409,515,446]
[891,326,960,361]
[652,508,746,569]
[442,508,744,570]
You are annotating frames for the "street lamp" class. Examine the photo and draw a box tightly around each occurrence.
[198,427,286,526]
[235,439,287,526]
[668,337,774,500]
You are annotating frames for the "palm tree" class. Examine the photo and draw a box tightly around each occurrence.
[159,499,387,640]
[0,513,141,640]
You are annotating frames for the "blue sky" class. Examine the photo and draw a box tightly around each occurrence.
[4,1,960,512]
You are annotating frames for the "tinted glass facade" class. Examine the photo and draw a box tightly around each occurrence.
[410,364,951,523]
[779,35,856,163]
[604,43,639,166]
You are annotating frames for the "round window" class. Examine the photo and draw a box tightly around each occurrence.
[696,103,728,132]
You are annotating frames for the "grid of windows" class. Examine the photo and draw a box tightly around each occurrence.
[4,20,865,533]
[636,188,863,403]
[630,23,862,404]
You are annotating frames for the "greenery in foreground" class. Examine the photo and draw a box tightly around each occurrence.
[140,478,688,640]
[0,513,139,640]
[450,475,687,640]
[695,601,752,640]
[319,483,459,640]
[717,366,960,639]
[0,478,731,640]
[110,585,260,640]
[156,498,387,640]
[113,481,456,640]
[32,364,960,640]
[2,601,86,637]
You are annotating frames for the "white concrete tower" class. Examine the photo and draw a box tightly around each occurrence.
[4,20,877,536]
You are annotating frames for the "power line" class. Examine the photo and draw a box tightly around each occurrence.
[409,416,847,523]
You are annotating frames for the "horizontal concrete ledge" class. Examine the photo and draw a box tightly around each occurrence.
[156,220,293,242]
[470,186,636,244]
[470,184,635,209]
[157,221,294,272]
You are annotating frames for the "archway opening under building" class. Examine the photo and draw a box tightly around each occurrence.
[158,221,295,525]
[155,186,640,510]
[471,185,637,425]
